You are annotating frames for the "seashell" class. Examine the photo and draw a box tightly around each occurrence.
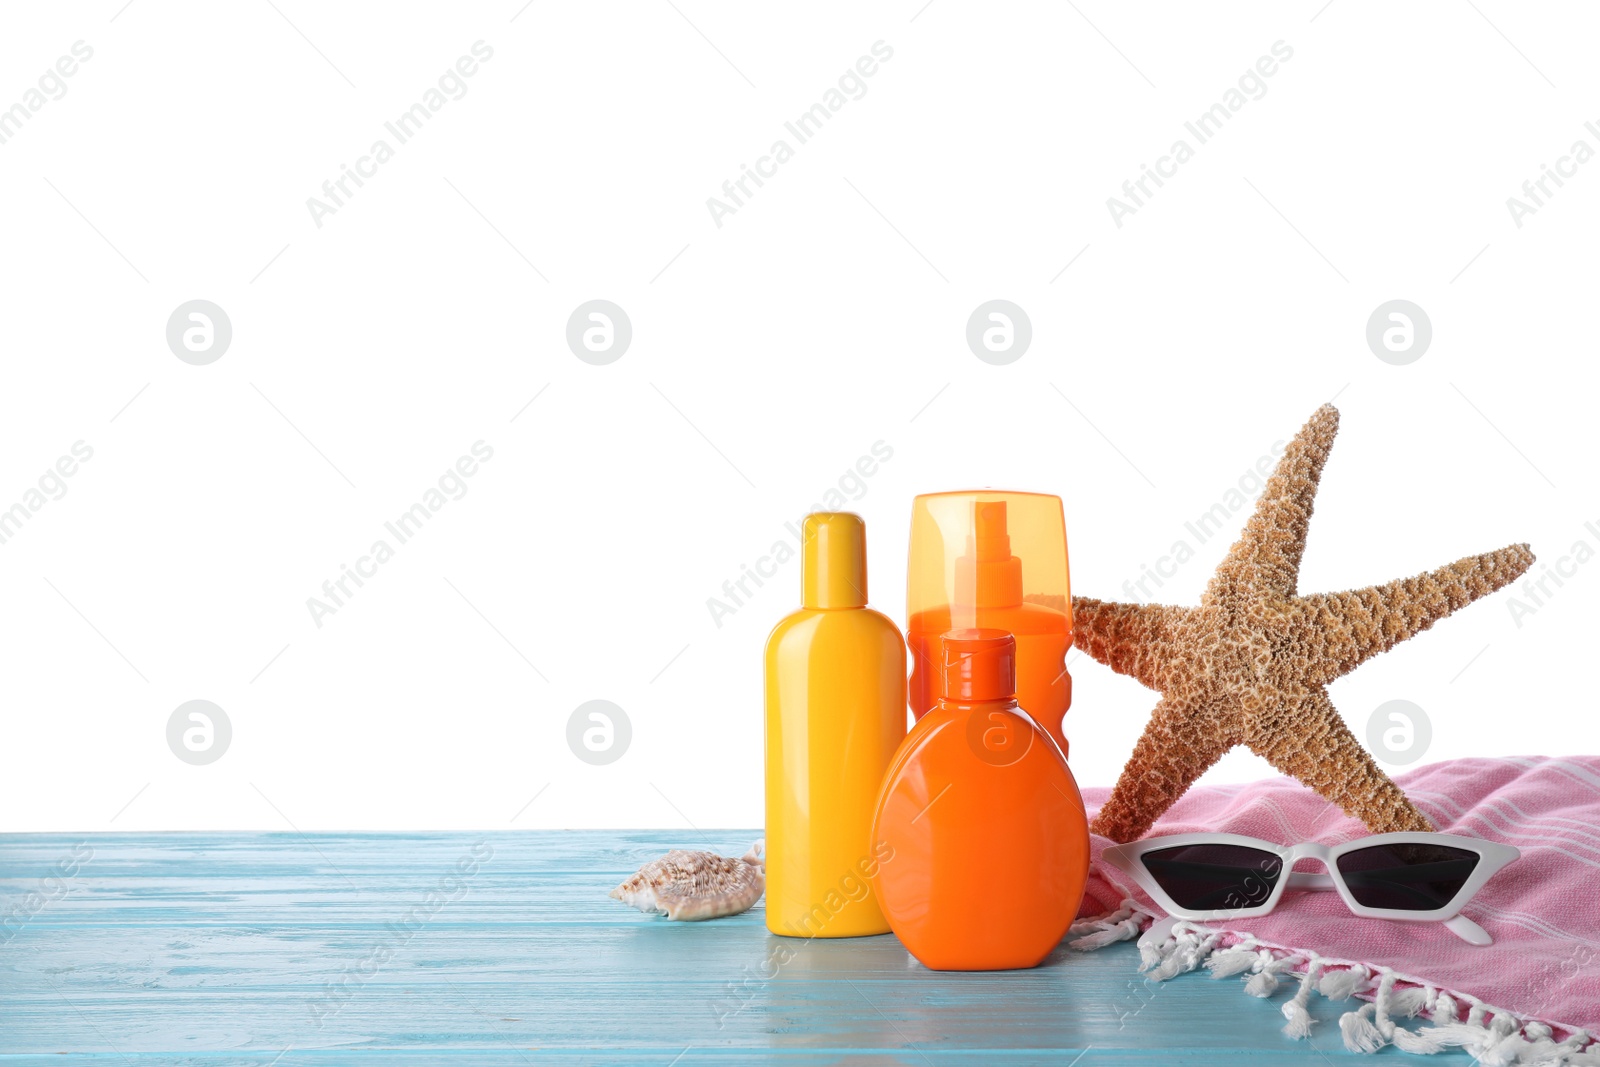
[608,840,765,921]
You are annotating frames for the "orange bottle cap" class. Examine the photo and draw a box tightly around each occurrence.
[940,628,1016,702]
[802,512,868,609]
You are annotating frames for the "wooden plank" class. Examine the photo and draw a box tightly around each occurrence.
[0,830,1475,1064]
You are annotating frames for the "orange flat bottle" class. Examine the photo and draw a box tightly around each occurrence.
[871,628,1089,971]
[907,492,1074,754]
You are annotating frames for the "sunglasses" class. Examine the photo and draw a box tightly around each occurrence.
[1102,832,1519,946]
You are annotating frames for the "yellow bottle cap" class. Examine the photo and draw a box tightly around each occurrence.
[802,512,868,609]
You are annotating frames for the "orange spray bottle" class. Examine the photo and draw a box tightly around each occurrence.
[907,492,1074,754]
[871,628,1089,970]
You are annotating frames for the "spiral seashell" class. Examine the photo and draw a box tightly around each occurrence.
[608,841,765,921]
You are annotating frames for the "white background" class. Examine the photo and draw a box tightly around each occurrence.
[2,2,1595,833]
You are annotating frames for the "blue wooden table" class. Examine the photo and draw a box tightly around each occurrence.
[0,831,1475,1064]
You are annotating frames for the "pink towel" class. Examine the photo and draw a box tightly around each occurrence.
[1077,756,1600,1037]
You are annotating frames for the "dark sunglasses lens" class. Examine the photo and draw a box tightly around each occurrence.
[1141,844,1283,911]
[1335,843,1481,911]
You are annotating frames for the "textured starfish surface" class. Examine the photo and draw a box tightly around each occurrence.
[1073,404,1534,843]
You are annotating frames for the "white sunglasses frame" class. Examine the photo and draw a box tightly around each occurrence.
[1102,831,1520,947]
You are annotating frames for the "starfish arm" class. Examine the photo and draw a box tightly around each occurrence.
[1089,697,1237,843]
[1248,689,1435,834]
[1296,543,1535,685]
[1070,597,1185,691]
[1207,404,1340,604]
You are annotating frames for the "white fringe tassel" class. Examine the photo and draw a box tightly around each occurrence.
[1070,902,1596,1064]
[1066,901,1151,951]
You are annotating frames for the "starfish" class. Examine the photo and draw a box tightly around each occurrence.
[1073,404,1534,843]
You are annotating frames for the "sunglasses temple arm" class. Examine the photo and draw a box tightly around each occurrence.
[1136,914,1181,950]
[1444,914,1493,946]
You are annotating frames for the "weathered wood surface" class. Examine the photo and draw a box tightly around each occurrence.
[0,830,1472,1064]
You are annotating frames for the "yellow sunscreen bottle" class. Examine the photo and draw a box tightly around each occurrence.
[764,513,906,938]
